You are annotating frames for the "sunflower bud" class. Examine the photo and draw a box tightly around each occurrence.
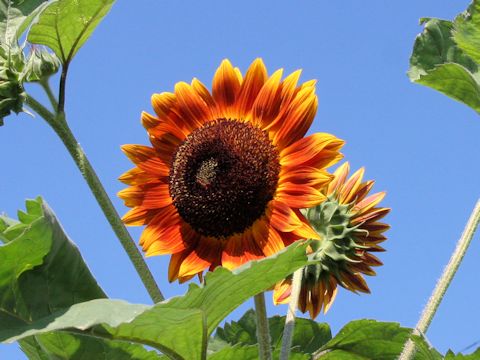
[274,162,390,319]
[0,45,26,125]
[24,47,60,83]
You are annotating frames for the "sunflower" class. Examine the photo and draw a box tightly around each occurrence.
[118,59,344,283]
[273,162,390,318]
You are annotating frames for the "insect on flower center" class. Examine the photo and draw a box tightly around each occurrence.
[169,119,280,238]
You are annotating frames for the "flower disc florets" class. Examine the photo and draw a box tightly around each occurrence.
[169,118,280,238]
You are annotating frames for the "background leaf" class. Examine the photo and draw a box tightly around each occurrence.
[215,308,331,356]
[0,198,161,360]
[445,347,480,359]
[0,0,48,45]
[27,0,115,64]
[314,320,442,360]
[408,2,480,115]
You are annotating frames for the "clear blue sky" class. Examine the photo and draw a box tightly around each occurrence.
[2,0,480,358]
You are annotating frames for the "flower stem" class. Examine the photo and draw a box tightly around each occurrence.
[399,199,480,360]
[280,268,303,360]
[25,94,165,304]
[254,292,272,360]
[40,79,58,110]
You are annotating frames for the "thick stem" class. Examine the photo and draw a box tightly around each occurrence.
[254,292,272,360]
[280,268,303,360]
[26,95,165,304]
[399,199,480,360]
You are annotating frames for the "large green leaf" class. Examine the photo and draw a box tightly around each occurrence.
[27,0,115,64]
[215,308,331,356]
[408,1,480,115]
[313,320,442,360]
[0,198,161,360]
[0,0,48,45]
[2,236,309,360]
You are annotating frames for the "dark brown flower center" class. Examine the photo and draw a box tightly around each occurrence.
[169,119,280,238]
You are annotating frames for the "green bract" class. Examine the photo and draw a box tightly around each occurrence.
[23,47,60,82]
[303,197,362,284]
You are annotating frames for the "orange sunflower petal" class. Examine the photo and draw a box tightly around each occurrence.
[280,133,344,169]
[271,85,318,149]
[174,82,212,130]
[277,182,326,209]
[118,182,171,209]
[213,59,241,114]
[235,58,268,117]
[119,167,159,185]
[221,231,264,270]
[251,217,285,256]
[179,237,222,278]
[252,69,284,128]
[121,144,170,175]
[273,279,292,305]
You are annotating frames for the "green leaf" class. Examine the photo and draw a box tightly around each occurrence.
[0,198,161,360]
[215,309,331,355]
[314,320,441,360]
[2,242,309,360]
[454,1,480,64]
[208,344,259,360]
[27,0,115,65]
[0,0,48,45]
[207,344,309,360]
[414,63,480,112]
[408,2,480,115]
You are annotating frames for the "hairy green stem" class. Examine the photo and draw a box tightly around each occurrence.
[399,199,480,360]
[25,95,165,304]
[280,268,303,360]
[254,292,272,360]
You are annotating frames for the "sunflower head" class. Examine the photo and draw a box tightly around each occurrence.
[273,162,390,319]
[119,59,344,283]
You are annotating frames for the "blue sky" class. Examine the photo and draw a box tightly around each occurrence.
[2,0,480,358]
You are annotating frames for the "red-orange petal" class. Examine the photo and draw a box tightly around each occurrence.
[271,85,318,149]
[280,133,344,170]
[121,206,157,226]
[273,279,292,305]
[212,59,241,113]
[235,58,268,117]
[221,231,264,270]
[252,69,283,129]
[121,145,169,176]
[119,167,159,185]
[118,182,171,209]
[178,237,222,278]
[276,182,326,209]
[270,200,320,240]
[251,217,285,256]
[174,82,212,130]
